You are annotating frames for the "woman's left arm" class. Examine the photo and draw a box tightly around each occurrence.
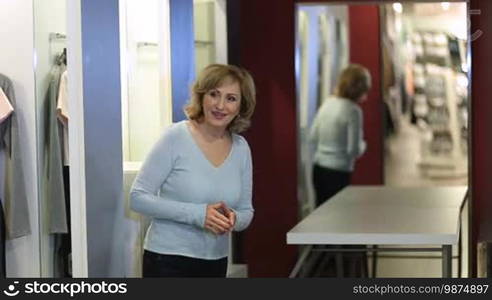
[231,140,254,231]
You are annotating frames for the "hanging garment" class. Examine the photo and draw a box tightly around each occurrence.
[0,198,5,278]
[44,64,68,234]
[0,73,31,239]
[54,166,71,278]
[56,70,69,166]
[50,53,70,277]
[0,88,9,276]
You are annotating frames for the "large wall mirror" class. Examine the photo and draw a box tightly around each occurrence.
[33,0,70,277]
[116,0,231,278]
[296,2,470,277]
[0,0,39,277]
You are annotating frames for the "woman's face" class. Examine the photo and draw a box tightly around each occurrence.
[202,78,241,131]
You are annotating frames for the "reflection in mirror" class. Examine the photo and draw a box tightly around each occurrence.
[296,5,349,219]
[194,0,216,73]
[381,3,469,186]
[0,0,40,277]
[380,3,469,276]
[296,2,469,277]
[119,0,172,277]
[194,0,228,72]
[116,0,230,277]
[33,0,70,277]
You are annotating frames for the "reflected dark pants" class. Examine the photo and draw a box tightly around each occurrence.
[312,164,351,206]
[55,166,72,277]
[142,250,228,278]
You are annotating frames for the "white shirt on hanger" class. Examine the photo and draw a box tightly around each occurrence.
[57,70,69,166]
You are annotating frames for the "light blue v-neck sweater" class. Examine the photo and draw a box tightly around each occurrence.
[130,120,254,259]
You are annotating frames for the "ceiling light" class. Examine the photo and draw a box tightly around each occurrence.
[393,3,403,14]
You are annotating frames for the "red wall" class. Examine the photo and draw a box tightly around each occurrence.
[470,0,492,276]
[238,0,298,277]
[348,5,384,185]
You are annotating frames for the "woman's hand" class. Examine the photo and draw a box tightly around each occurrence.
[224,209,236,229]
[205,202,233,234]
[216,203,236,229]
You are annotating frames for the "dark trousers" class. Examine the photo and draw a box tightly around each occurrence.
[312,164,351,206]
[142,250,228,278]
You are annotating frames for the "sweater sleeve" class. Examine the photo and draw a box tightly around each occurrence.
[232,138,254,231]
[309,110,321,155]
[346,106,366,159]
[130,127,207,228]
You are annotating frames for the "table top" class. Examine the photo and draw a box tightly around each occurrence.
[287,186,467,245]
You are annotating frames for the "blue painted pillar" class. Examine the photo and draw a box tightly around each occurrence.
[170,0,195,122]
[81,0,123,277]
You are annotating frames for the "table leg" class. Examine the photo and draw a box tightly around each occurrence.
[335,252,343,278]
[372,245,378,278]
[442,245,452,278]
[289,245,313,278]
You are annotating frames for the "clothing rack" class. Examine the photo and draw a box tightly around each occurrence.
[195,40,213,45]
[50,32,67,42]
[136,40,213,47]
[137,42,158,47]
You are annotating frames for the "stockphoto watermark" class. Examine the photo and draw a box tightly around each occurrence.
[2,280,127,298]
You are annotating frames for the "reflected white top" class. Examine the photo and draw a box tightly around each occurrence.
[57,70,69,166]
[130,121,254,259]
[310,96,366,171]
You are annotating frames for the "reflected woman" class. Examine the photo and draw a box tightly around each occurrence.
[130,64,256,277]
[310,64,371,207]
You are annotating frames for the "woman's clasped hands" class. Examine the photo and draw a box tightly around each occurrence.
[205,202,236,235]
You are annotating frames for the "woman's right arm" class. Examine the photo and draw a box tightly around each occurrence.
[130,128,207,228]
[309,111,321,155]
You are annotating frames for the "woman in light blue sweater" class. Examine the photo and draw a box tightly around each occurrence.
[310,64,371,206]
[130,64,256,277]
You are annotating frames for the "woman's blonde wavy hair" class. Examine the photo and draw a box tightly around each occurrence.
[184,64,256,133]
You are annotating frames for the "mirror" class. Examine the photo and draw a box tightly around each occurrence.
[33,0,70,277]
[119,0,170,277]
[116,0,230,277]
[296,2,469,277]
[296,5,350,219]
[0,0,40,277]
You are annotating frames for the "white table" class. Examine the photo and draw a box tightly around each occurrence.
[287,186,468,277]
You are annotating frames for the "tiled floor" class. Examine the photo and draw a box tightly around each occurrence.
[379,116,469,277]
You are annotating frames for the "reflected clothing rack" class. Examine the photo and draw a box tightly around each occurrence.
[50,33,67,66]
[49,32,66,41]
[0,73,32,277]
[43,51,71,277]
[137,42,158,47]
